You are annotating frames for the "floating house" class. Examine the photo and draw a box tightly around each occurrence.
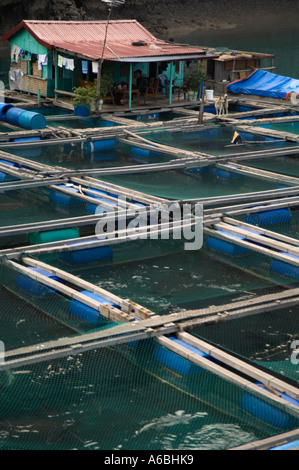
[2,19,219,108]
[204,48,275,95]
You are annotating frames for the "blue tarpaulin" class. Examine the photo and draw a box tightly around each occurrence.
[227,69,299,99]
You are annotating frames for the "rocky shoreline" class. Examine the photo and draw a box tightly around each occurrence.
[0,0,298,53]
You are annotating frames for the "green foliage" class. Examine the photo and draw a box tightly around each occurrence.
[189,62,207,91]
[72,69,114,104]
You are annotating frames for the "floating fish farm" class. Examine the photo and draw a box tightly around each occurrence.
[0,94,298,450]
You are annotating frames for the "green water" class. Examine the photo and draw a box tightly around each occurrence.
[0,186,88,228]
[253,121,299,134]
[138,126,297,157]
[241,155,299,178]
[34,235,299,318]
[1,243,298,450]
[99,167,282,200]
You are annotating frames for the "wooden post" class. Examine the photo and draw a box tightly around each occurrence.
[54,50,58,101]
[198,85,205,124]
[169,61,174,105]
[128,62,133,109]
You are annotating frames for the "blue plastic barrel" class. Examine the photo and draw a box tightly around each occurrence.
[18,110,46,130]
[271,251,299,280]
[85,187,118,214]
[153,336,213,376]
[69,290,119,326]
[245,208,291,226]
[82,139,116,157]
[13,137,42,158]
[210,167,231,179]
[15,267,64,297]
[74,104,91,116]
[206,230,252,255]
[49,185,86,207]
[6,107,24,126]
[0,103,13,121]
[240,382,299,429]
[0,159,16,183]
[59,245,113,264]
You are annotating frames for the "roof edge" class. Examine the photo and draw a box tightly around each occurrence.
[2,20,53,49]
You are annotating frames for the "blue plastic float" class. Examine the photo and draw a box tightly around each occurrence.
[154,336,215,376]
[0,159,17,182]
[82,139,116,157]
[131,146,164,163]
[3,105,46,130]
[206,230,252,256]
[271,251,299,280]
[15,267,64,297]
[240,382,299,429]
[245,208,291,226]
[69,290,120,326]
[49,184,86,207]
[59,245,113,265]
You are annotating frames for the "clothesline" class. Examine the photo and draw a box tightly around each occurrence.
[11,43,105,75]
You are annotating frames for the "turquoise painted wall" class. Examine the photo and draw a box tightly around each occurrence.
[10,28,48,56]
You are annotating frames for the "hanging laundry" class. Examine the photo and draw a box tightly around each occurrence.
[38,54,48,70]
[8,69,23,90]
[11,45,21,63]
[15,69,24,90]
[82,60,88,74]
[92,61,99,74]
[65,58,75,71]
[9,70,16,90]
[58,55,63,68]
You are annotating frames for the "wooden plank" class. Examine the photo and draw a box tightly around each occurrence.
[223,216,299,247]
[157,336,299,417]
[213,221,299,257]
[0,218,196,258]
[0,177,69,192]
[5,259,133,323]
[178,332,299,400]
[230,429,299,450]
[21,256,155,320]
[204,226,299,267]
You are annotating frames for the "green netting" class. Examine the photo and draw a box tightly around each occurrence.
[3,140,171,171]
[99,167,283,200]
[0,113,299,450]
[0,337,297,450]
[239,155,299,178]
[32,236,284,315]
[139,125,297,156]
[0,186,88,228]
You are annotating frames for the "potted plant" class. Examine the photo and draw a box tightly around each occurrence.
[188,63,207,102]
[72,69,113,115]
[72,83,96,116]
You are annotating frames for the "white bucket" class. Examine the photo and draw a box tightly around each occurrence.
[205,89,214,101]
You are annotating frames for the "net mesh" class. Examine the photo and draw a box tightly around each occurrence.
[0,233,298,450]
[0,119,299,450]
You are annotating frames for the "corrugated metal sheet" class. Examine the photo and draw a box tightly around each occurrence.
[2,20,209,61]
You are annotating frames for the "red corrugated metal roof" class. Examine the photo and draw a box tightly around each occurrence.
[2,20,210,61]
